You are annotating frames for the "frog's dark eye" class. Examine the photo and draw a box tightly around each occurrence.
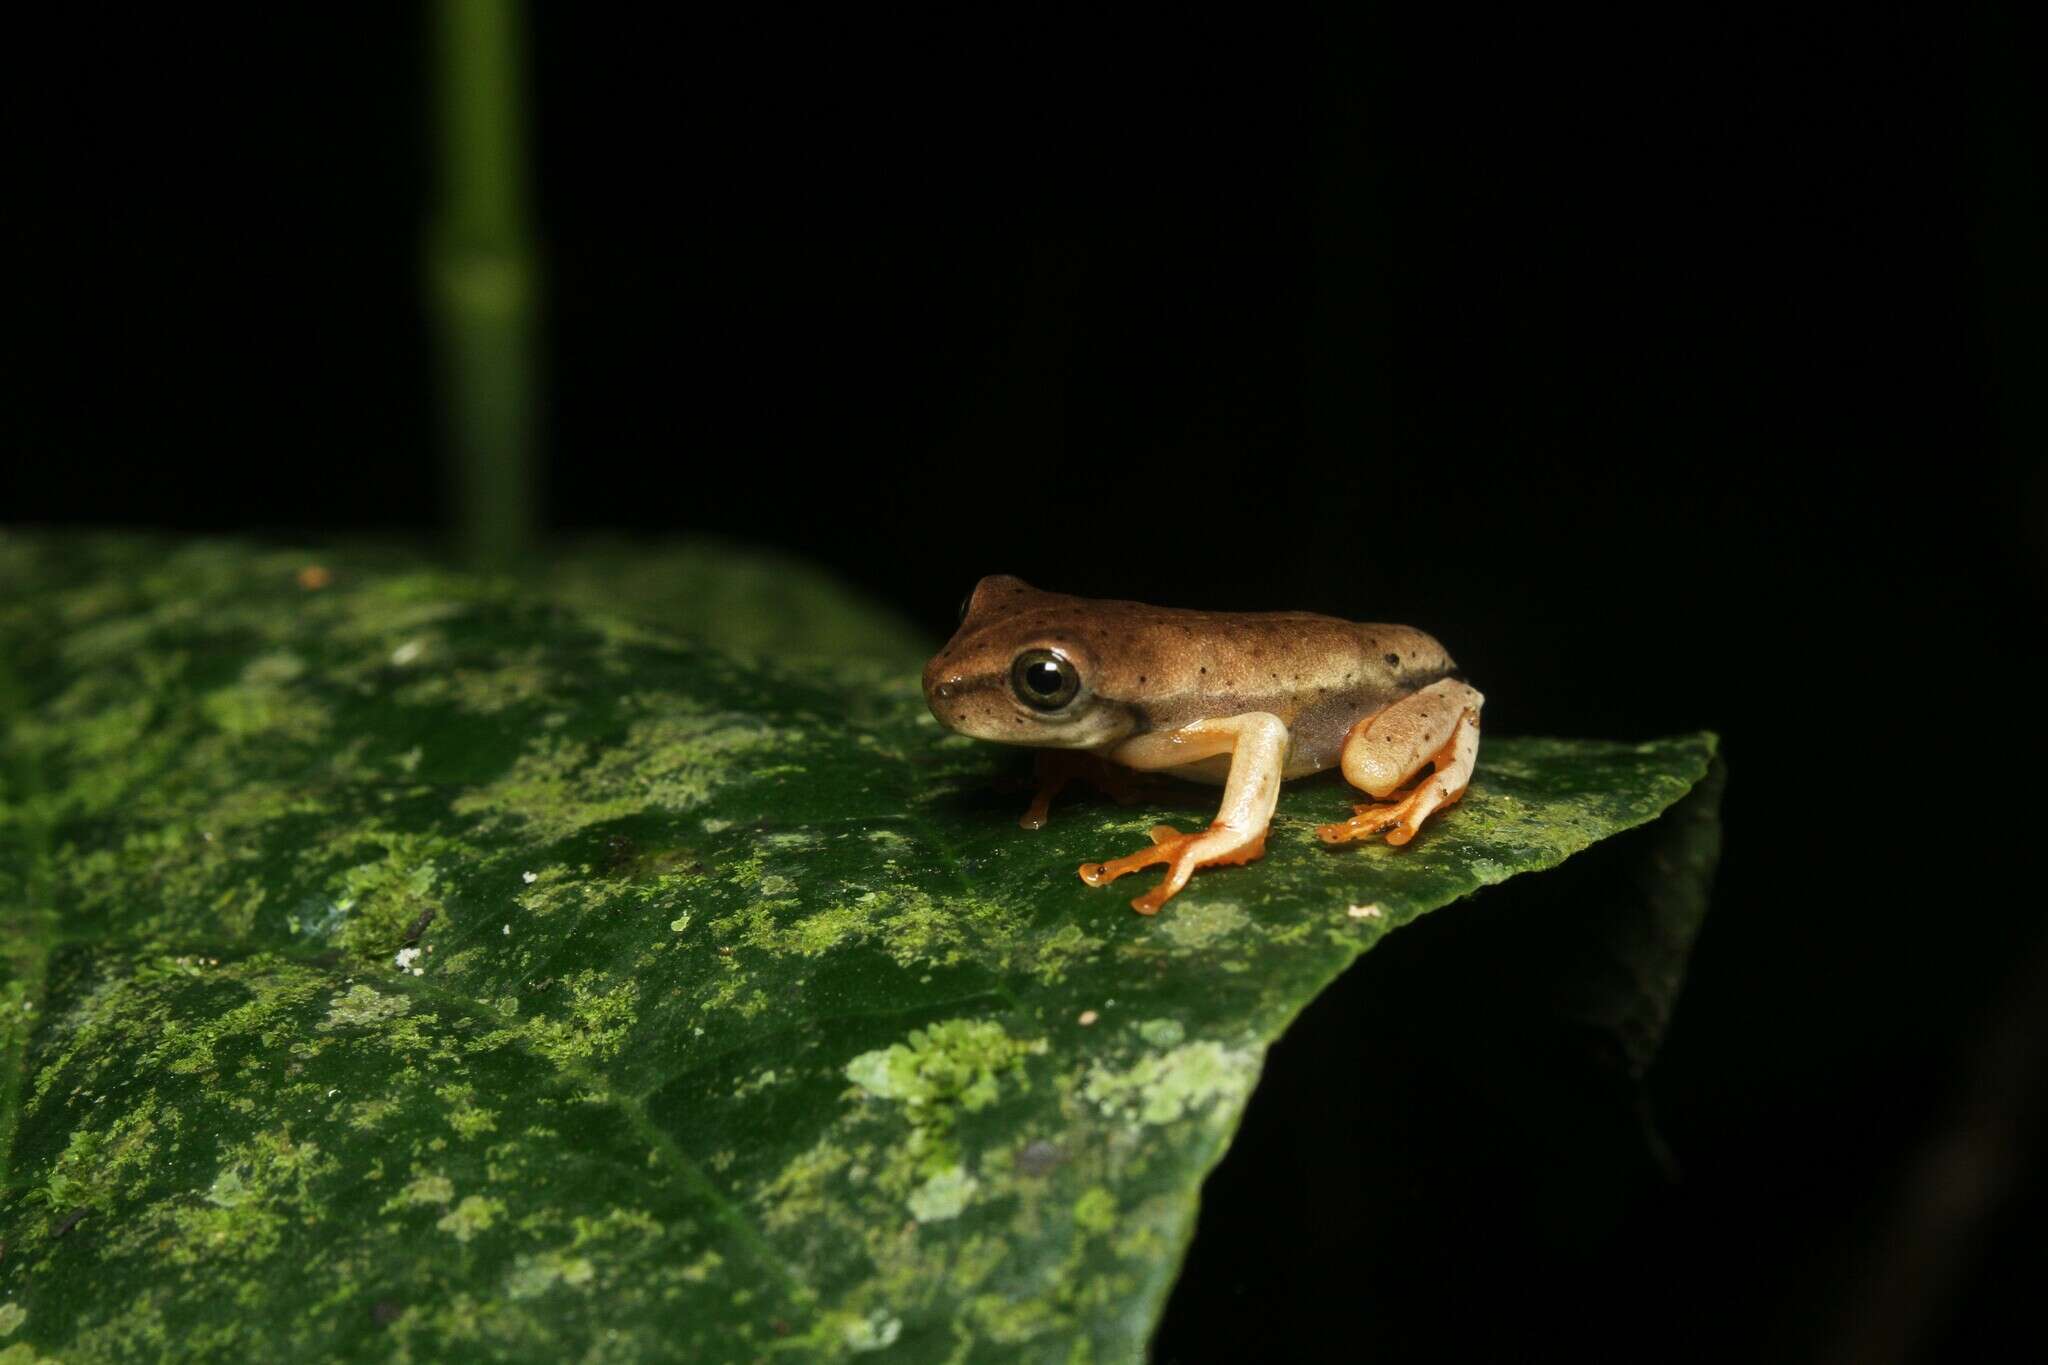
[1009,648,1080,711]
[957,588,974,624]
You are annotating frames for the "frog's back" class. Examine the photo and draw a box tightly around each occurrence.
[935,576,1461,749]
[1071,599,1457,731]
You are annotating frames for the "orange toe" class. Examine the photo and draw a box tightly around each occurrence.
[1316,801,1404,845]
[1316,782,1465,847]
[1080,823,1266,915]
[1078,825,1182,887]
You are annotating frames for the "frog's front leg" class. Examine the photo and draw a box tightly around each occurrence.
[1317,680,1484,847]
[1077,713,1288,915]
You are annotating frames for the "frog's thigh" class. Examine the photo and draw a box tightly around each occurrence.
[1338,680,1482,796]
[1323,681,1483,847]
[1080,713,1288,914]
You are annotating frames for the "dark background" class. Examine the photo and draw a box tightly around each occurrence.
[5,6,2042,1360]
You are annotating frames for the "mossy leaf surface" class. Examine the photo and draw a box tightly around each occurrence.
[0,534,1714,1361]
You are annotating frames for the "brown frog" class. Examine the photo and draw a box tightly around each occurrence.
[923,576,1484,913]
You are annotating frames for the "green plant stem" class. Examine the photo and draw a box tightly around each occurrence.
[430,0,537,573]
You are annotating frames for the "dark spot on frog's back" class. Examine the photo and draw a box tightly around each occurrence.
[1385,653,1400,667]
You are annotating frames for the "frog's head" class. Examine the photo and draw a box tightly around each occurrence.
[923,575,1140,749]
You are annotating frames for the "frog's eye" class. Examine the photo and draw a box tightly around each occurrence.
[957,589,974,624]
[1009,649,1080,711]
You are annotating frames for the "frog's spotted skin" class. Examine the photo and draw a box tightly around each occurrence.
[924,576,1456,749]
[924,576,1486,912]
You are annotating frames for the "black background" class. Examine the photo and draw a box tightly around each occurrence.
[5,6,2043,1361]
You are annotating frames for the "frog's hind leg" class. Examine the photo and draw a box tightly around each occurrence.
[1078,712,1288,914]
[1317,679,1483,847]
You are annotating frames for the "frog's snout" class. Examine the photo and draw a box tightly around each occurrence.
[920,651,957,703]
[923,648,1023,740]
[921,652,967,731]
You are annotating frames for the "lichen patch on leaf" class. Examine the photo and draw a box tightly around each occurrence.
[844,1019,1045,1116]
[505,1248,597,1299]
[1082,1040,1261,1127]
[907,1165,979,1222]
[453,712,792,846]
[436,1194,505,1242]
[387,1172,456,1210]
[319,984,411,1031]
[1154,899,1249,951]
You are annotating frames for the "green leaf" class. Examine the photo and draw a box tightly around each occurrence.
[534,533,930,670]
[0,533,1716,1361]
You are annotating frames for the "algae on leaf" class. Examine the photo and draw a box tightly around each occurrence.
[0,533,1717,1361]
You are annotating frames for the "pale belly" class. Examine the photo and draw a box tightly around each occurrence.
[1134,691,1396,786]
[1158,745,1341,786]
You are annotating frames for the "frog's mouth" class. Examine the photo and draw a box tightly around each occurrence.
[925,678,1142,751]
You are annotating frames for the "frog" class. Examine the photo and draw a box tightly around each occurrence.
[922,575,1484,914]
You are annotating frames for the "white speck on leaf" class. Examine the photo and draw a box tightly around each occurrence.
[522,870,539,884]
[1078,1010,1099,1026]
[390,639,425,666]
[394,947,421,971]
[1346,903,1384,920]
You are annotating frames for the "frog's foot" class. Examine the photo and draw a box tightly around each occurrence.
[1019,751,1174,830]
[1317,679,1484,847]
[1317,781,1457,846]
[1073,711,1288,913]
[1079,822,1269,915]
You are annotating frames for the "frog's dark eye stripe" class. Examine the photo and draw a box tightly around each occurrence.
[1009,649,1080,711]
